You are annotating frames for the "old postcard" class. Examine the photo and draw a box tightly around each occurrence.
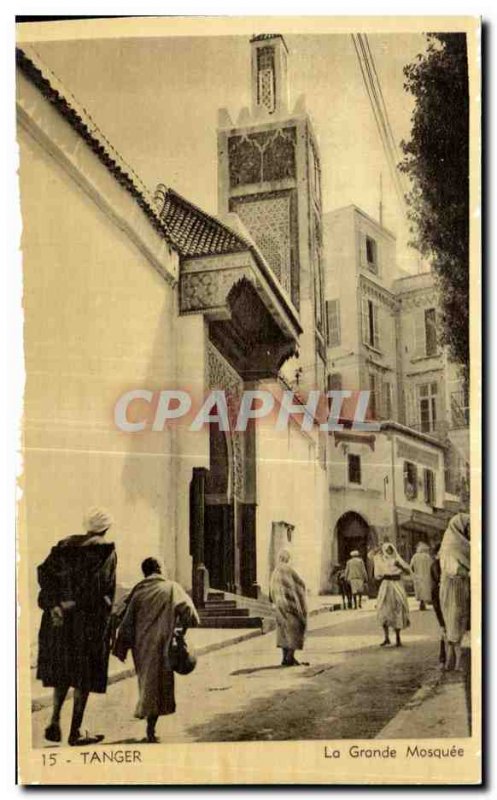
[15,15,481,785]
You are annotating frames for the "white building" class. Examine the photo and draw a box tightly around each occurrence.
[322,206,469,585]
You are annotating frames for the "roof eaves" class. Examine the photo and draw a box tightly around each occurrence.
[16,47,178,255]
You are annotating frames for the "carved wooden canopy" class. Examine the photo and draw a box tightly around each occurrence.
[180,251,301,380]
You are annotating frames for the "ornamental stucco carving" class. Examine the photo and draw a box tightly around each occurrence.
[206,340,245,501]
[180,267,255,313]
[360,277,398,311]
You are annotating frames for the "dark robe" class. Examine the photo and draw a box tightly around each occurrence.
[430,557,445,629]
[36,534,117,693]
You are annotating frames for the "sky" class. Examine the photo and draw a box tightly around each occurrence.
[19,26,429,273]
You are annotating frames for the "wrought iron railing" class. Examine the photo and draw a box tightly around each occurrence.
[405,420,449,440]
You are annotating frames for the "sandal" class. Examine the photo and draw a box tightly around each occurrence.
[68,730,105,746]
[44,722,62,743]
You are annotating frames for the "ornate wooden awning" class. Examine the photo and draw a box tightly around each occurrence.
[154,186,302,379]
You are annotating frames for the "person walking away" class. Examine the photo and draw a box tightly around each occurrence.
[430,542,447,667]
[113,558,199,743]
[37,507,116,746]
[374,542,411,647]
[344,550,368,609]
[439,513,470,671]
[269,549,307,666]
[410,542,434,610]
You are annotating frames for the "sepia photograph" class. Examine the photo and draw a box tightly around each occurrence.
[15,15,481,785]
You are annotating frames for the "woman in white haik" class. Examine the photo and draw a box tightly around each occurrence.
[439,513,470,672]
[374,542,412,647]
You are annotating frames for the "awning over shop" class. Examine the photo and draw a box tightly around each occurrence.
[397,507,450,537]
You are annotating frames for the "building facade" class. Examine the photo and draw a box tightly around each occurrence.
[326,422,448,579]
[17,36,328,635]
[322,206,469,584]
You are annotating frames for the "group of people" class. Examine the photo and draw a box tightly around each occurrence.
[36,508,470,747]
[269,512,471,669]
[36,508,198,746]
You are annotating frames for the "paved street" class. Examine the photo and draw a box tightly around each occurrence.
[32,604,469,747]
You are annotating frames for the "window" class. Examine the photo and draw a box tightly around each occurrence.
[423,468,436,505]
[403,461,418,500]
[361,297,380,350]
[369,373,378,418]
[348,454,362,484]
[451,385,470,427]
[310,144,321,203]
[365,235,378,274]
[326,299,341,347]
[327,373,342,391]
[413,307,439,358]
[382,380,393,419]
[327,373,342,413]
[425,308,438,356]
[418,382,438,433]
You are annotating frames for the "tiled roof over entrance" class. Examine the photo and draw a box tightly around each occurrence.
[17,46,299,325]
[154,185,248,258]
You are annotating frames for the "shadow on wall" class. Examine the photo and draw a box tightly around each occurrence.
[120,297,176,581]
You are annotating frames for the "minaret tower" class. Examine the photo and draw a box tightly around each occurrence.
[217,34,327,393]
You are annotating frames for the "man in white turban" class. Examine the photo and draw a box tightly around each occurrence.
[36,507,117,745]
[84,507,114,534]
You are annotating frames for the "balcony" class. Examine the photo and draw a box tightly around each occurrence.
[404,420,449,442]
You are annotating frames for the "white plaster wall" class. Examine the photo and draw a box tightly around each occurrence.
[324,208,360,388]
[19,126,187,620]
[255,414,325,595]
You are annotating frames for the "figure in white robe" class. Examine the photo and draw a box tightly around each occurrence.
[375,543,411,647]
[269,549,307,666]
[410,542,434,609]
[439,513,470,671]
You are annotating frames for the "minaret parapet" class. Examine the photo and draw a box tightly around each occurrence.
[218,108,234,128]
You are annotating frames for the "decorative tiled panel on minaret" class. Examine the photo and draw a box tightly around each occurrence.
[230,191,295,298]
[227,127,296,187]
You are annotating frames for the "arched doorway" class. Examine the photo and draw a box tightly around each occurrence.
[336,512,371,566]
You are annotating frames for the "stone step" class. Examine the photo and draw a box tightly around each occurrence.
[200,607,250,618]
[207,591,225,601]
[204,599,237,609]
[197,616,263,629]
